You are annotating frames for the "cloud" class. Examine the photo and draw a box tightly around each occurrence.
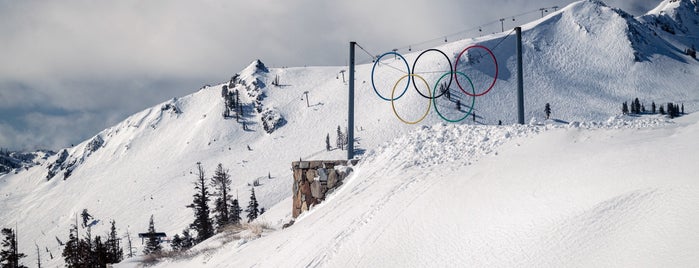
[0,0,661,150]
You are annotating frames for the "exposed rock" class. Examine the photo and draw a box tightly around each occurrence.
[300,181,311,197]
[327,170,338,189]
[305,170,316,182]
[311,181,325,199]
[317,168,328,182]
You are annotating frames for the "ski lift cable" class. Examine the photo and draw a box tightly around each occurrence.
[386,5,560,53]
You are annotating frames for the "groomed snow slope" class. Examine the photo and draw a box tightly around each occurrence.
[150,113,699,268]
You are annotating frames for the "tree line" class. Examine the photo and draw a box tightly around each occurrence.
[622,97,685,118]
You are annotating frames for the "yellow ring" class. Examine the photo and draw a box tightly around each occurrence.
[391,74,432,125]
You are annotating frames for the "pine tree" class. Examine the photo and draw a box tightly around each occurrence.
[336,126,344,150]
[634,98,641,114]
[61,225,81,268]
[106,220,122,264]
[188,162,214,243]
[325,134,331,151]
[170,235,182,251]
[124,229,133,258]
[668,102,676,118]
[81,227,94,268]
[93,236,108,267]
[230,199,243,226]
[681,103,685,114]
[1,228,27,268]
[179,229,194,251]
[651,102,656,114]
[246,188,260,223]
[659,105,665,115]
[544,103,551,119]
[143,215,162,255]
[622,102,629,115]
[211,163,232,231]
[344,127,349,148]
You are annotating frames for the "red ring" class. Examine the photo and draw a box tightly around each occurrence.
[453,45,498,97]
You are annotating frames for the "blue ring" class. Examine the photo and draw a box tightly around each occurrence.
[371,51,410,101]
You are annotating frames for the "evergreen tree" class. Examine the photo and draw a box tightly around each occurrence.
[124,229,133,258]
[634,98,641,114]
[211,163,232,231]
[325,134,331,151]
[106,220,122,264]
[142,215,162,255]
[61,225,81,268]
[344,127,349,148]
[221,85,228,97]
[659,105,665,115]
[668,102,676,118]
[230,199,243,226]
[81,227,94,267]
[1,228,27,268]
[93,236,108,267]
[246,188,260,223]
[651,102,656,114]
[336,126,344,150]
[170,234,183,252]
[681,103,685,114]
[544,103,551,119]
[179,229,194,251]
[641,104,646,113]
[188,162,214,243]
[622,102,628,115]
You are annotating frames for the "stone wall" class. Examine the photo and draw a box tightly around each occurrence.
[291,160,355,218]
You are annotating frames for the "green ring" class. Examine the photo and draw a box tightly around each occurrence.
[432,71,476,123]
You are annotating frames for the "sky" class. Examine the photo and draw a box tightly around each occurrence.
[0,0,661,150]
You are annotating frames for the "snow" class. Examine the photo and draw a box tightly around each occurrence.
[2,0,699,267]
[144,113,699,268]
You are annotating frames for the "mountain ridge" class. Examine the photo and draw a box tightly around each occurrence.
[2,1,699,266]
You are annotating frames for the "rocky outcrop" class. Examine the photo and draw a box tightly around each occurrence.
[291,160,356,218]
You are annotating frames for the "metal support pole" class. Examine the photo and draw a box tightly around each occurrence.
[516,27,525,124]
[348,42,356,160]
[500,18,505,32]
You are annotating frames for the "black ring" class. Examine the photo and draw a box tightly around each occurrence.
[410,48,453,100]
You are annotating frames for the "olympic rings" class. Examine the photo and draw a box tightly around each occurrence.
[370,45,498,124]
[391,74,432,125]
[411,48,453,100]
[432,72,475,123]
[453,45,498,97]
[371,51,410,101]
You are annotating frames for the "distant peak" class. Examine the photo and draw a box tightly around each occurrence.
[245,59,269,74]
[585,0,608,7]
[648,0,699,15]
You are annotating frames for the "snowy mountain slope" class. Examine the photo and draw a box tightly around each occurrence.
[644,0,699,35]
[2,0,699,266]
[148,114,699,267]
